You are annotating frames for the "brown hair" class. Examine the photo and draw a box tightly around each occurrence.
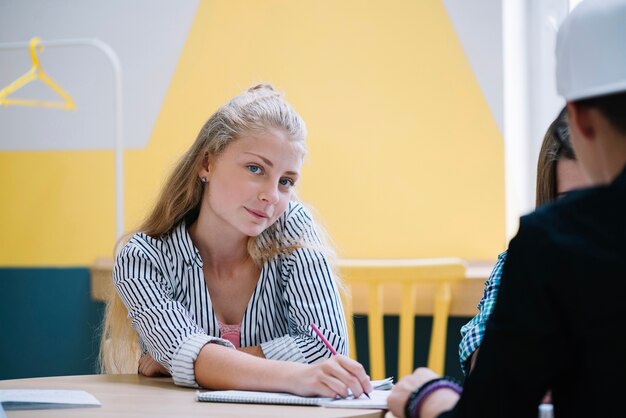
[536,108,576,206]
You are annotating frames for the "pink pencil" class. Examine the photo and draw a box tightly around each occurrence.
[310,323,337,355]
[310,323,371,399]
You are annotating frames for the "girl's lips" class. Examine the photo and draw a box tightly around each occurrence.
[245,207,269,219]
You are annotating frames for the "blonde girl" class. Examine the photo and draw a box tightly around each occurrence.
[101,84,371,398]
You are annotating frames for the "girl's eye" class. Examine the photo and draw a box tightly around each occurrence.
[247,165,262,174]
[279,178,295,188]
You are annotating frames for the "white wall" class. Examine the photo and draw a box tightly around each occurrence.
[444,0,570,240]
[0,0,199,151]
[503,0,569,239]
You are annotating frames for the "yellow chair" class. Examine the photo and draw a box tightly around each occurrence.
[339,258,466,380]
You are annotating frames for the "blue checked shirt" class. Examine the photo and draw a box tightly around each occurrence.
[458,251,508,375]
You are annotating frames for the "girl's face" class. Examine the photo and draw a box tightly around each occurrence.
[200,128,304,238]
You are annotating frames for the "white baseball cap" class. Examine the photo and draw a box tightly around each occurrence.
[556,0,626,101]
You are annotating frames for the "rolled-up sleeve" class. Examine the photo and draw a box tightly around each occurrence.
[113,242,233,387]
[260,335,306,362]
[260,205,348,364]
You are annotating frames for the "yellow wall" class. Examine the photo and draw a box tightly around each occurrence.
[0,0,504,266]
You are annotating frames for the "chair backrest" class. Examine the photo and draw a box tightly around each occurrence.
[339,258,466,380]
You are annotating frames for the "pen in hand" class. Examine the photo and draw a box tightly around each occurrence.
[310,323,371,399]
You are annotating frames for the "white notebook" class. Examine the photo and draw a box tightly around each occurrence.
[196,390,332,406]
[196,377,393,408]
[0,390,101,410]
[325,390,390,409]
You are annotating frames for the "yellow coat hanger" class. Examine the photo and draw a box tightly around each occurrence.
[0,36,76,110]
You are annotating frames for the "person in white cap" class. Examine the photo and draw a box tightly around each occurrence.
[387,0,626,417]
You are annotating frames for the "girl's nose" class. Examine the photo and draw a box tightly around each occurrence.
[258,184,279,204]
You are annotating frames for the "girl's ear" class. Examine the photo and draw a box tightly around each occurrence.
[202,152,211,170]
[197,152,211,179]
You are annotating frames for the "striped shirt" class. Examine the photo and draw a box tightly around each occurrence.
[458,251,507,375]
[113,201,348,387]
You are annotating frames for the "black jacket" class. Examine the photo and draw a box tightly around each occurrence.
[441,166,626,418]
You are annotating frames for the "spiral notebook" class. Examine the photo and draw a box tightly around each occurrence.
[196,390,332,406]
[195,377,393,408]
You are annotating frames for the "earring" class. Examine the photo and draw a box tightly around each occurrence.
[200,177,207,184]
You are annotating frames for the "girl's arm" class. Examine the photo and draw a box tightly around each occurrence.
[458,251,507,375]
[195,343,372,397]
[114,239,234,387]
[251,204,347,364]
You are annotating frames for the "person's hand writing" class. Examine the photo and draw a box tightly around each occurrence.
[138,353,171,377]
[289,355,372,399]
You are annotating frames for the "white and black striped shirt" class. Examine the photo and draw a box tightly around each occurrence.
[113,201,348,387]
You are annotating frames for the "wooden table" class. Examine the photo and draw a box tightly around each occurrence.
[0,374,385,417]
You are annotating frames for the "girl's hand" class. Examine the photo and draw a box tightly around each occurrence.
[138,353,171,377]
[237,345,265,358]
[289,355,372,398]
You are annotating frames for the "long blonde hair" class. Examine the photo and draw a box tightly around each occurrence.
[100,83,325,373]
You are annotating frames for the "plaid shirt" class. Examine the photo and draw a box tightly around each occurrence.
[458,251,508,375]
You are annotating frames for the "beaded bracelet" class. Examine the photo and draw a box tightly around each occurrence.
[404,377,463,418]
[404,378,444,418]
